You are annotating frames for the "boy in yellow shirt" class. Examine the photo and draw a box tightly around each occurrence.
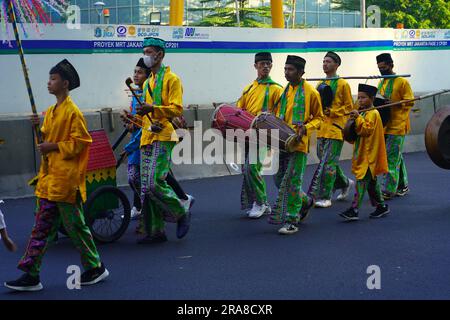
[376,53,414,199]
[308,51,354,208]
[339,84,389,221]
[237,52,283,219]
[5,60,108,292]
[136,37,191,244]
[268,55,323,235]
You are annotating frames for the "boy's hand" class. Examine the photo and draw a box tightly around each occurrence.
[30,114,40,126]
[37,142,59,155]
[296,125,307,141]
[349,110,360,120]
[136,103,154,116]
[126,123,135,132]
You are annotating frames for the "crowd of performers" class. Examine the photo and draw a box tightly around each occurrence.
[1,36,414,292]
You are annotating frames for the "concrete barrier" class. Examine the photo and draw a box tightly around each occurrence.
[1,92,449,199]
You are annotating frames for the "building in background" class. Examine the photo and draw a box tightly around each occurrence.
[48,0,361,27]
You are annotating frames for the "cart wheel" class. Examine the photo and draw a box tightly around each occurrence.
[85,186,131,243]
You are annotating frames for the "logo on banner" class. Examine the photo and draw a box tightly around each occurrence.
[137,27,159,37]
[183,27,210,40]
[172,28,184,39]
[117,25,127,37]
[128,26,137,37]
[103,26,115,37]
[94,27,102,38]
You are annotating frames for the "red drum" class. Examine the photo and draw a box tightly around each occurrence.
[211,104,255,137]
[250,112,299,153]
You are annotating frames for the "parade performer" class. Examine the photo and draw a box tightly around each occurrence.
[5,60,108,292]
[135,37,191,244]
[308,51,354,208]
[268,55,324,235]
[339,84,390,221]
[237,52,283,218]
[376,53,414,199]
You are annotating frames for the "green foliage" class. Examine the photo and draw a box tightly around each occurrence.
[331,0,450,28]
[192,0,272,27]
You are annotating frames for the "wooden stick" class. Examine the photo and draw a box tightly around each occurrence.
[307,74,411,81]
[346,89,450,115]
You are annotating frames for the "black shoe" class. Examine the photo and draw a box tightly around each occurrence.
[370,204,390,219]
[80,262,109,286]
[339,207,359,221]
[396,186,409,197]
[4,273,43,292]
[137,233,168,244]
[176,211,191,239]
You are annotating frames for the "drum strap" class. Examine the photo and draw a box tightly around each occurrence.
[279,80,306,126]
[378,78,394,99]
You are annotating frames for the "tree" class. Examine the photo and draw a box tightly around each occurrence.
[331,0,450,29]
[192,0,272,27]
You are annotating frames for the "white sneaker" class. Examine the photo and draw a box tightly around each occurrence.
[130,206,141,219]
[181,194,195,212]
[314,199,332,208]
[337,179,355,201]
[278,223,299,235]
[246,201,257,216]
[248,203,271,219]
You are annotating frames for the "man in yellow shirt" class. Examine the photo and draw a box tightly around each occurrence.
[339,84,389,221]
[5,60,108,292]
[376,53,414,200]
[268,55,324,235]
[237,52,283,219]
[136,37,191,244]
[308,51,354,208]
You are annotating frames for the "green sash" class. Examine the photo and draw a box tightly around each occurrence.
[378,78,394,99]
[279,80,305,126]
[143,64,166,105]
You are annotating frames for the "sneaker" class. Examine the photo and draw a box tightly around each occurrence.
[137,233,168,244]
[299,196,314,223]
[176,211,191,239]
[181,194,196,211]
[80,263,109,286]
[4,274,43,292]
[337,179,355,201]
[245,201,257,216]
[314,199,332,208]
[130,206,142,220]
[248,203,271,219]
[278,223,299,235]
[382,191,395,200]
[339,207,359,221]
[396,187,409,197]
[370,204,390,219]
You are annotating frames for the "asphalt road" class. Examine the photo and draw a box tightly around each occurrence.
[1,151,450,300]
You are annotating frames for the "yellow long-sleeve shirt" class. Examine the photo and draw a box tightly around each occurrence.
[352,109,388,180]
[317,78,354,140]
[140,66,183,147]
[378,77,414,135]
[236,80,283,116]
[274,80,324,154]
[36,96,92,204]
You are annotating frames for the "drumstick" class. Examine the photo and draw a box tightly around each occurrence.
[125,77,154,125]
[345,89,450,115]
